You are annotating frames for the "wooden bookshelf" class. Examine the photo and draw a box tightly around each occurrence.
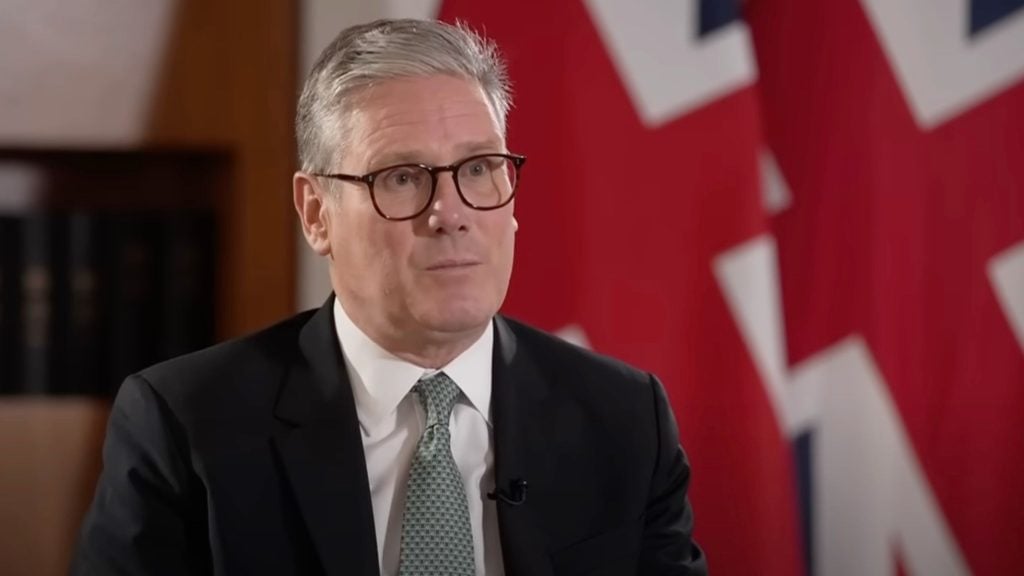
[0,149,227,396]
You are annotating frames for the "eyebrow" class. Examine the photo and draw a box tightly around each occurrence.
[368,140,507,171]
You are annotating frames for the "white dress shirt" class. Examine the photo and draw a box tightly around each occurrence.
[333,298,504,576]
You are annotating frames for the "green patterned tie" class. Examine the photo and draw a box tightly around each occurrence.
[397,372,476,576]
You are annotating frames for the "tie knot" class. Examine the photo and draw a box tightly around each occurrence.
[414,371,461,427]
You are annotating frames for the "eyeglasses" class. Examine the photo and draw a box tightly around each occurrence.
[312,153,526,221]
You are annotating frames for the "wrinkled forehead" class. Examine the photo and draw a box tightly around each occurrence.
[340,75,506,167]
[348,75,503,130]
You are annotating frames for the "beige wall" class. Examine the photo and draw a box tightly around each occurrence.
[0,0,176,146]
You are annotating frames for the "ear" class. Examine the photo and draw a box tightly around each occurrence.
[293,172,332,256]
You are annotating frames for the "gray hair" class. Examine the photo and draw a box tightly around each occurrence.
[296,18,512,173]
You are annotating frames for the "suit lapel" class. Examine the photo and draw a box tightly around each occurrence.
[272,298,379,576]
[491,316,557,576]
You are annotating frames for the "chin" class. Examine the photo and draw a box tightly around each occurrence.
[417,298,496,335]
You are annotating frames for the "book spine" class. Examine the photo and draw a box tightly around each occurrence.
[65,212,103,395]
[159,210,216,360]
[20,213,55,394]
[0,216,21,394]
[102,213,160,396]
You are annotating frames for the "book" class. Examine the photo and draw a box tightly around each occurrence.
[19,212,66,394]
[0,216,21,394]
[101,212,161,396]
[159,210,216,360]
[64,212,103,395]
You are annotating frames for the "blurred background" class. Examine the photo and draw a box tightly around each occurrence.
[1,0,1022,574]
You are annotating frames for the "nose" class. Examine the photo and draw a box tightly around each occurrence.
[426,171,470,234]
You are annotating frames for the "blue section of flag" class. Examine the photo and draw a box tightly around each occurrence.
[698,0,741,37]
[970,0,1024,36]
[794,431,815,576]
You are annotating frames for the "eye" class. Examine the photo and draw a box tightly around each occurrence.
[463,157,497,179]
[381,166,424,189]
[467,161,487,176]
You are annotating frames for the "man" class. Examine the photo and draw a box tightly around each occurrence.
[72,19,707,576]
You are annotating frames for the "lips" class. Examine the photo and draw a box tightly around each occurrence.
[425,259,481,271]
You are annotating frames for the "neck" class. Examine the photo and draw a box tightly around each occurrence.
[336,296,488,369]
[383,327,487,369]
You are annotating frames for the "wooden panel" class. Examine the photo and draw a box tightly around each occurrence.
[217,0,299,338]
[146,0,298,338]
[0,398,110,576]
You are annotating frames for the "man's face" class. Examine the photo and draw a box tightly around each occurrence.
[319,75,516,352]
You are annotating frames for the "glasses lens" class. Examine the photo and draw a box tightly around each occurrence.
[457,155,517,208]
[373,164,433,219]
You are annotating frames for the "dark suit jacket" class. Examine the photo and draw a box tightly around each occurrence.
[72,297,707,575]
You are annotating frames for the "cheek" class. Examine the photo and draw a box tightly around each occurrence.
[486,216,517,292]
[328,203,389,277]
[359,224,414,287]
[497,215,517,261]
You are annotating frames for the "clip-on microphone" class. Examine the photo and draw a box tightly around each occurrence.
[487,478,528,506]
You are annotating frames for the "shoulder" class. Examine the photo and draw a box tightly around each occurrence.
[500,315,651,381]
[496,316,680,485]
[126,309,318,421]
[498,315,659,407]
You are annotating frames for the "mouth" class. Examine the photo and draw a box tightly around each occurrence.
[425,259,481,271]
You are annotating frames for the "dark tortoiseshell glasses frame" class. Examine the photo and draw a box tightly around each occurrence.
[312,153,526,221]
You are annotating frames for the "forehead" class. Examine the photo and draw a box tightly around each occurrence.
[345,75,504,166]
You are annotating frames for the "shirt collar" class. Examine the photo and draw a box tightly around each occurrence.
[333,297,494,433]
